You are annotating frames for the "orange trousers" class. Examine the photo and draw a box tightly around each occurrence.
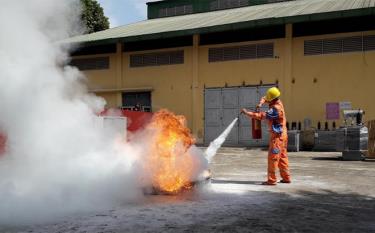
[267,137,291,184]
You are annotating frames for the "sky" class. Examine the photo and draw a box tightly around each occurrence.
[97,0,158,27]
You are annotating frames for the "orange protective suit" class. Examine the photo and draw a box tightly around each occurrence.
[247,99,291,185]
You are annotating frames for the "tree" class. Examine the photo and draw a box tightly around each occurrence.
[80,0,110,34]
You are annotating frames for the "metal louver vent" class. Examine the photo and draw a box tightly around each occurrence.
[223,47,240,61]
[364,35,375,51]
[166,7,175,16]
[70,57,110,71]
[169,51,185,64]
[305,35,375,56]
[209,43,274,62]
[239,0,249,6]
[257,43,274,58]
[304,40,323,55]
[210,0,249,10]
[268,0,288,2]
[239,45,256,59]
[210,1,219,10]
[185,5,193,14]
[343,36,362,53]
[158,5,193,17]
[175,6,185,15]
[323,38,342,54]
[208,48,223,62]
[143,54,157,66]
[130,51,184,68]
[159,8,167,18]
[157,53,170,65]
[129,55,143,67]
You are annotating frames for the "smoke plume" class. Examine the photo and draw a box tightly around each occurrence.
[0,0,140,225]
[205,118,239,163]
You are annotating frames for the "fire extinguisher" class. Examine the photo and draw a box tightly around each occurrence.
[252,109,262,139]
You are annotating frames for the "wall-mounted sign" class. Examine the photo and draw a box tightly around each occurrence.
[326,102,340,120]
[339,101,352,111]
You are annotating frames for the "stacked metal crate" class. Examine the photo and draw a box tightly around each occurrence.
[313,131,337,152]
[336,126,368,161]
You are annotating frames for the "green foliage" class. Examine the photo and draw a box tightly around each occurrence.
[80,0,110,33]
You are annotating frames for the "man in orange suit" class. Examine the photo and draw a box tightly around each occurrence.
[241,87,291,185]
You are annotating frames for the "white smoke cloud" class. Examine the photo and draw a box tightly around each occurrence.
[0,0,210,227]
[0,0,141,225]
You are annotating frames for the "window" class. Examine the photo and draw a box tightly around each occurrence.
[158,5,193,17]
[70,57,109,71]
[122,92,151,112]
[130,51,184,68]
[209,43,274,62]
[304,35,375,56]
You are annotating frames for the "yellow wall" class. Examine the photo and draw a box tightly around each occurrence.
[123,47,194,128]
[193,39,285,139]
[291,30,375,126]
[73,54,118,90]
[198,40,285,88]
[96,92,118,108]
[76,28,375,143]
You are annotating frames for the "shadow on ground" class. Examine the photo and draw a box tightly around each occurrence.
[245,147,268,151]
[312,156,343,161]
[312,156,375,162]
[212,179,262,185]
[168,188,375,233]
[12,185,375,233]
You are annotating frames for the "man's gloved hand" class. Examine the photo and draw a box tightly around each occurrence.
[256,97,266,110]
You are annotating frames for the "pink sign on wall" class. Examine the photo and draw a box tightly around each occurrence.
[326,102,340,120]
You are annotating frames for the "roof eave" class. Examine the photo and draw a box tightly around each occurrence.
[70,7,375,47]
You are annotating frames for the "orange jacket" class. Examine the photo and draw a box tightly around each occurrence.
[248,99,288,140]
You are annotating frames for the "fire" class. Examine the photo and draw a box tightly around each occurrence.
[145,110,196,194]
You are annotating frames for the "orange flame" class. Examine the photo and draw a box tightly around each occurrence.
[145,110,196,193]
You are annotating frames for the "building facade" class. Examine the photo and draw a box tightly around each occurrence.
[67,0,375,145]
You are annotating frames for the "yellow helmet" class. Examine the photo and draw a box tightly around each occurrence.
[265,87,281,102]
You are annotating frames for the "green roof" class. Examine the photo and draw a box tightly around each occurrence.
[145,0,295,19]
[65,0,375,45]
